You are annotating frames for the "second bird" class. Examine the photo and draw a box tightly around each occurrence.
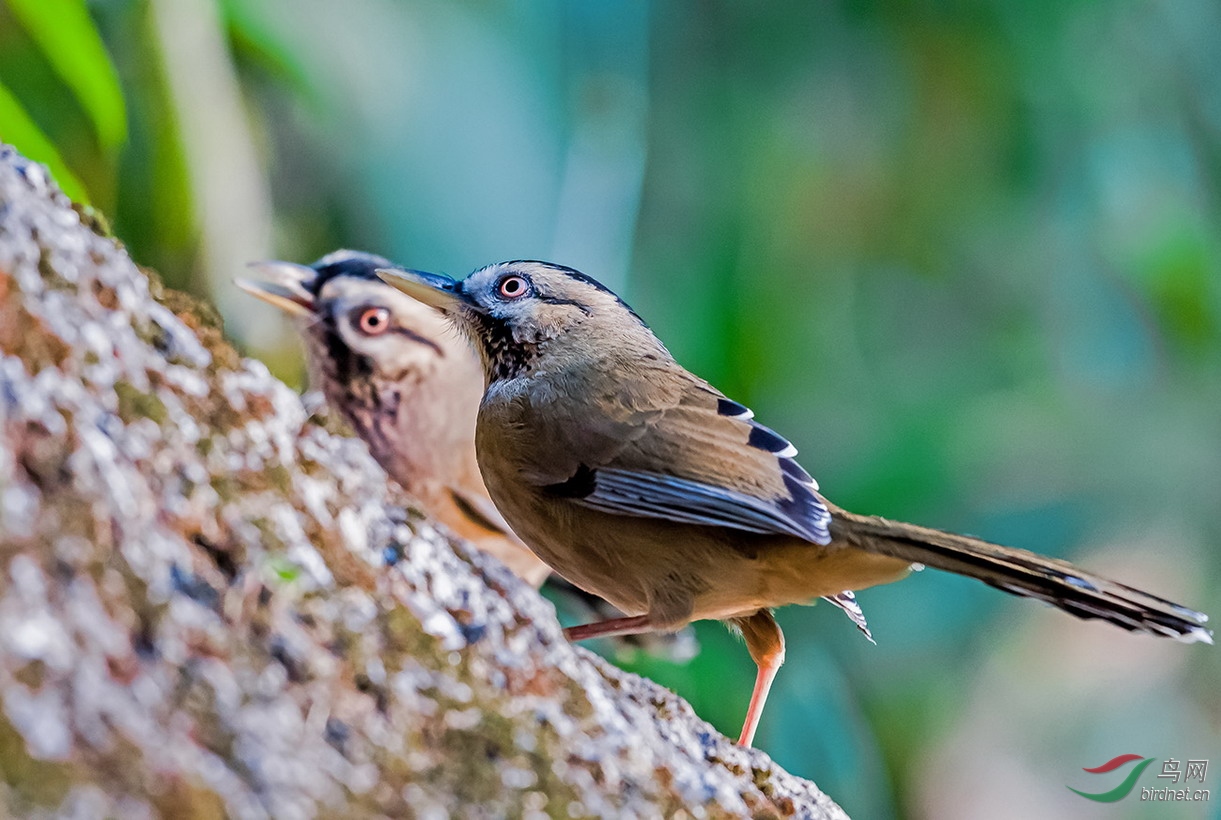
[238,250,552,586]
[380,259,1213,748]
[238,251,700,660]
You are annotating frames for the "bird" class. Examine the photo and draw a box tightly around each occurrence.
[377,259,1214,748]
[237,250,552,587]
[236,251,701,660]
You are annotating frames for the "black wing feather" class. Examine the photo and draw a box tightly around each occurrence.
[571,465,832,545]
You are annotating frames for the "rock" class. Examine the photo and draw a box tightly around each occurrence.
[0,144,848,819]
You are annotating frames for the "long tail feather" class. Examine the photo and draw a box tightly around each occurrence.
[832,510,1213,645]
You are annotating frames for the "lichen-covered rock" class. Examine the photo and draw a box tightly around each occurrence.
[0,144,848,820]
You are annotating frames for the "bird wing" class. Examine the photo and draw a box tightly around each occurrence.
[569,466,829,543]
[528,360,832,546]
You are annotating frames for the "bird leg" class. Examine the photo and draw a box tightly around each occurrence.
[564,614,653,642]
[732,609,786,747]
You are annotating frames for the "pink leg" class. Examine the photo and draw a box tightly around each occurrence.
[731,610,786,747]
[737,655,782,747]
[564,614,653,642]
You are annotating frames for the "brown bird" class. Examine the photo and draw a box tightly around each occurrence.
[237,251,701,660]
[379,259,1214,747]
[237,250,551,586]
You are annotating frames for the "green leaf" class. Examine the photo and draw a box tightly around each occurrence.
[0,79,89,203]
[7,0,127,148]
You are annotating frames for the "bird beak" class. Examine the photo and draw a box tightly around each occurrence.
[236,261,318,317]
[376,268,467,312]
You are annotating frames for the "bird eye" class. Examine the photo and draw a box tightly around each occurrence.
[497,275,529,300]
[355,306,391,335]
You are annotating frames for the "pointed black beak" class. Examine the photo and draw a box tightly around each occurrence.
[376,268,468,312]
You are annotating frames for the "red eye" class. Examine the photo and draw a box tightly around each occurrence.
[356,306,391,335]
[497,275,529,299]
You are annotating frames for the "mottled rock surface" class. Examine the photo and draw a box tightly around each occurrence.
[0,144,848,819]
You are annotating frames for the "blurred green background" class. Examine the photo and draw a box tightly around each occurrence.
[2,1,1218,817]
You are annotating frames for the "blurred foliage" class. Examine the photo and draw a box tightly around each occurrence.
[7,0,126,149]
[0,0,125,201]
[2,1,1218,818]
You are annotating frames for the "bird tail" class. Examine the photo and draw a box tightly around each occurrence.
[831,509,1213,645]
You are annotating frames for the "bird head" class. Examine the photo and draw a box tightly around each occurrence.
[237,250,487,480]
[378,260,651,381]
[239,250,465,388]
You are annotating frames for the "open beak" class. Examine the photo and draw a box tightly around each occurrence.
[236,261,318,317]
[376,268,466,312]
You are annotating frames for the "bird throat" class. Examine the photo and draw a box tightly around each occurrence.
[473,313,540,381]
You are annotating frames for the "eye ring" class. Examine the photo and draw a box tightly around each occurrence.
[497,275,529,300]
[355,306,391,336]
